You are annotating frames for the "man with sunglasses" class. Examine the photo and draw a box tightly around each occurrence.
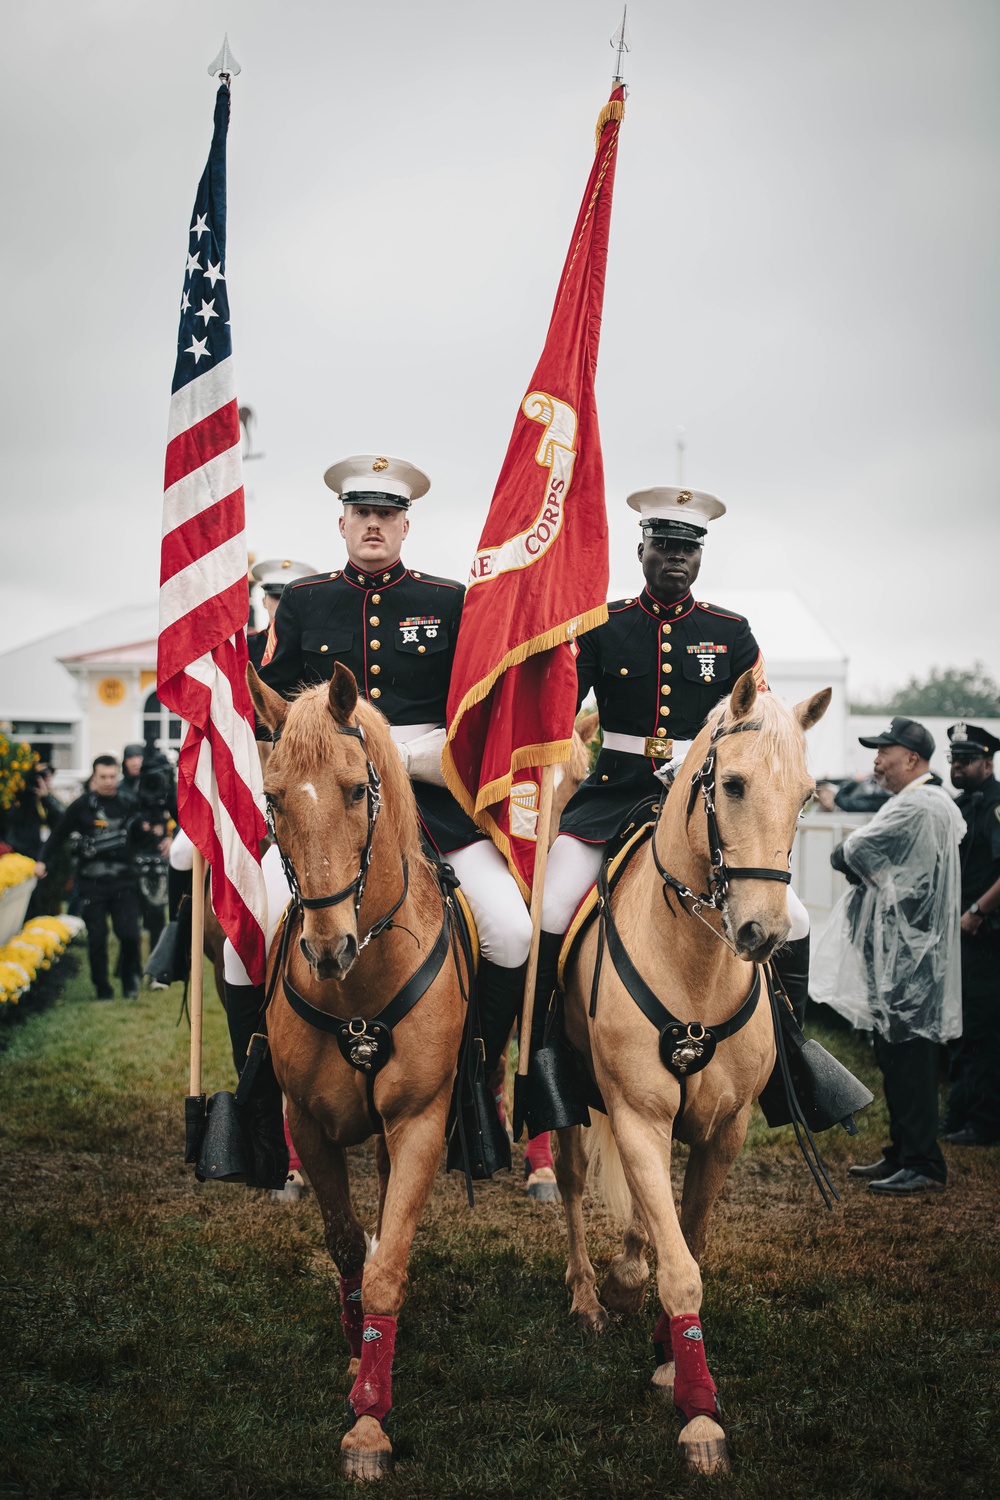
[941,722,1000,1147]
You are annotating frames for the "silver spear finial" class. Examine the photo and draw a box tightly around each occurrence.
[208,34,242,81]
[611,7,630,85]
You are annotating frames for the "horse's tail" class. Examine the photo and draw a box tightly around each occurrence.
[585,1113,632,1225]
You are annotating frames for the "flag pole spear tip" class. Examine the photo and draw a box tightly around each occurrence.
[207,34,242,80]
[596,8,628,148]
[611,5,629,88]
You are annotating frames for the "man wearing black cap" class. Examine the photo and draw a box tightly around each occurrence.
[941,722,1000,1146]
[813,717,966,1195]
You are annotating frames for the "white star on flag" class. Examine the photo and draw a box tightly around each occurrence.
[180,290,191,313]
[190,213,209,239]
[203,259,225,288]
[196,298,218,324]
[185,334,210,364]
[185,252,202,276]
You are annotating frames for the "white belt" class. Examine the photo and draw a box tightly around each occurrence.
[390,722,439,744]
[602,731,694,762]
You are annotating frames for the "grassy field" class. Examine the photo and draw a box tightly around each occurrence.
[1,951,998,1500]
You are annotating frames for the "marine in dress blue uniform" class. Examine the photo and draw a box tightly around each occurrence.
[247,557,319,672]
[942,722,1000,1146]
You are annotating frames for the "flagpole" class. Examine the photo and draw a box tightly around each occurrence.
[516,763,557,1088]
[189,849,206,1098]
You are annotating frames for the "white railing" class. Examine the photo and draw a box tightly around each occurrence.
[791,812,871,929]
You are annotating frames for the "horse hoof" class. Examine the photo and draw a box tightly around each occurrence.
[678,1416,730,1476]
[601,1280,646,1317]
[340,1447,393,1481]
[650,1360,675,1401]
[570,1305,609,1334]
[526,1168,561,1203]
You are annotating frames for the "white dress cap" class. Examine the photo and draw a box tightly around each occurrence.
[626,486,727,533]
[323,454,431,507]
[250,558,319,591]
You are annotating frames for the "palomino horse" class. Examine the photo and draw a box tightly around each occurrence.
[248,664,468,1480]
[553,671,830,1475]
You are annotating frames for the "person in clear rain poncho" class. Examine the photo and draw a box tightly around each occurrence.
[811,718,965,1196]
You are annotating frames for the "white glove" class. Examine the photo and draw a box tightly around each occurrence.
[396,727,448,788]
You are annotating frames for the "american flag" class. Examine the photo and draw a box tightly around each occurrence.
[157,83,267,983]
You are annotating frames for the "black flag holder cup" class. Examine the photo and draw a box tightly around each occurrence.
[758,971,874,1133]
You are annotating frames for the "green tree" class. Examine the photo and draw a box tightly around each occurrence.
[851,661,1000,716]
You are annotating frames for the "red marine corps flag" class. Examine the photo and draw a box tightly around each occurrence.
[443,85,625,897]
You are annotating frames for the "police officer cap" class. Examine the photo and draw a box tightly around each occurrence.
[947,722,1000,758]
[858,716,935,759]
[323,454,430,510]
[627,486,727,543]
[250,558,319,598]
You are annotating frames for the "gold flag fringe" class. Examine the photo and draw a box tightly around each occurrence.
[595,96,625,152]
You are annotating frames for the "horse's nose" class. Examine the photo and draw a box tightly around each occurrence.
[300,931,358,980]
[734,919,772,961]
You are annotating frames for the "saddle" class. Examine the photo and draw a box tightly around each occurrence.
[558,797,660,989]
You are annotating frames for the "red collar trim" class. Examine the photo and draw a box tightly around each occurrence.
[639,588,694,622]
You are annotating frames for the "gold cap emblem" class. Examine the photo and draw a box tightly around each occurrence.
[372,457,389,472]
[677,490,692,504]
[281,559,291,569]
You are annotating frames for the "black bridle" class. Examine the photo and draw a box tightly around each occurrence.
[652,717,792,914]
[265,720,393,939]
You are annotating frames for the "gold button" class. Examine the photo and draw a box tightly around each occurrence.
[660,706,670,717]
[662,624,672,635]
[330,570,340,579]
[412,571,421,579]
[601,775,609,782]
[663,664,672,674]
[320,644,328,653]
[663,643,671,653]
[418,645,426,654]
[370,665,380,675]
[619,667,628,676]
[369,615,380,626]
[371,594,381,604]
[370,688,381,700]
[625,597,634,604]
[661,685,670,696]
[370,640,380,650]
[656,728,667,738]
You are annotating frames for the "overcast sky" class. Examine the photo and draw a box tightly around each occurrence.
[1,0,997,698]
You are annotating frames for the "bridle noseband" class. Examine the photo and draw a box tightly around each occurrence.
[653,717,792,917]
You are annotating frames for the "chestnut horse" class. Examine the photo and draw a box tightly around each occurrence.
[553,672,830,1475]
[249,664,468,1480]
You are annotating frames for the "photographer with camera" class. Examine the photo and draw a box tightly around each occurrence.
[124,746,176,950]
[37,754,144,1000]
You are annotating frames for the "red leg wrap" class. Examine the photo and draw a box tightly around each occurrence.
[348,1315,397,1425]
[525,1132,554,1173]
[669,1314,719,1423]
[652,1309,672,1366]
[339,1273,364,1359]
[283,1116,302,1175]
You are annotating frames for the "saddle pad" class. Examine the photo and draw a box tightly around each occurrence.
[557,815,656,988]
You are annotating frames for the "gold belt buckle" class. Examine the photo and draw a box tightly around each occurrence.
[644,737,672,760]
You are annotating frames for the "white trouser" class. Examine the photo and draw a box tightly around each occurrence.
[540,833,811,940]
[169,828,195,871]
[223,833,532,986]
[447,838,532,969]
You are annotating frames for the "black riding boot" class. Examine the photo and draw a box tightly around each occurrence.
[773,934,810,1029]
[514,932,592,1140]
[225,982,289,1190]
[446,959,523,1179]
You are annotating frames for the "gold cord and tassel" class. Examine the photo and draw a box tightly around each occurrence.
[594,96,625,152]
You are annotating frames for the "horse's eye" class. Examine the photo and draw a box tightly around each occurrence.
[350,784,367,804]
[722,778,745,799]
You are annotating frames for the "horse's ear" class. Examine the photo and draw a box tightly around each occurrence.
[328,662,359,725]
[728,670,758,721]
[247,664,288,734]
[576,710,600,745]
[794,686,832,730]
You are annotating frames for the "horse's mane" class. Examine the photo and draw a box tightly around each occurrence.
[276,685,425,864]
[707,691,807,787]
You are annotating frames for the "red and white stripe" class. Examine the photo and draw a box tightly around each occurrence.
[158,356,267,983]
